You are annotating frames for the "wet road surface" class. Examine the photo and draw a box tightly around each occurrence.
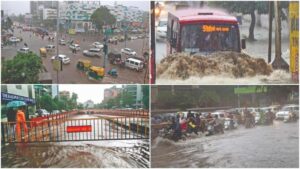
[151,121,299,168]
[1,114,150,168]
[2,28,149,84]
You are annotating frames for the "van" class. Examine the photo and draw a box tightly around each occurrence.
[125,58,144,71]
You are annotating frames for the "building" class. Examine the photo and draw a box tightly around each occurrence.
[1,85,36,122]
[58,1,147,33]
[123,85,143,108]
[59,91,70,99]
[83,100,94,109]
[103,86,122,102]
[30,1,58,21]
[51,85,59,99]
[59,1,101,32]
[43,8,57,20]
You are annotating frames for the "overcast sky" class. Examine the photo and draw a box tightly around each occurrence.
[1,0,150,15]
[59,84,122,104]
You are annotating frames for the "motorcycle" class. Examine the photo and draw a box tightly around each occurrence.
[283,113,298,123]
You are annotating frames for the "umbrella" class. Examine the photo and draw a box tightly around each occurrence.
[6,101,27,108]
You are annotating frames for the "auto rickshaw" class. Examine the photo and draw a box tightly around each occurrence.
[87,66,105,80]
[107,68,118,77]
[39,47,47,57]
[76,59,91,72]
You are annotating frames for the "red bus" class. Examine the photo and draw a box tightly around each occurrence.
[166,9,246,55]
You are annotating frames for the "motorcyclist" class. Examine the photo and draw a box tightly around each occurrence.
[214,115,224,134]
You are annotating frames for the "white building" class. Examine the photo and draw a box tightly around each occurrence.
[43,8,57,20]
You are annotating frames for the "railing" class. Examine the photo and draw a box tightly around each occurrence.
[80,109,149,117]
[1,116,149,143]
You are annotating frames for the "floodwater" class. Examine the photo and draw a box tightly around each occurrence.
[1,114,150,168]
[151,121,299,168]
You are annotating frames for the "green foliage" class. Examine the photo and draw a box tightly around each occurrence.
[198,90,220,107]
[2,17,13,30]
[2,52,43,83]
[104,91,135,109]
[91,6,116,31]
[142,85,149,109]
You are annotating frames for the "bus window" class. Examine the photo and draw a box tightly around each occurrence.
[180,23,239,54]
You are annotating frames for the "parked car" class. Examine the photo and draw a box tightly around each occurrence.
[121,48,137,56]
[59,39,66,45]
[35,109,50,117]
[69,44,80,51]
[92,42,103,49]
[83,48,102,57]
[51,54,71,64]
[276,104,299,120]
[156,18,167,40]
[45,44,55,51]
[18,47,30,54]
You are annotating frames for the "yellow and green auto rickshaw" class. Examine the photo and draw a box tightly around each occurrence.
[87,66,105,80]
[76,59,91,72]
[39,48,47,57]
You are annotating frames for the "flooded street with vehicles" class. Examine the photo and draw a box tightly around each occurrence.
[151,121,298,168]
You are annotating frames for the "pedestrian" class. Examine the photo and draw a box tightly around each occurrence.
[24,43,28,47]
[15,106,28,142]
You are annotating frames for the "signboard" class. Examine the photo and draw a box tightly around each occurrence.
[289,2,299,82]
[68,29,76,35]
[202,25,229,32]
[234,86,267,94]
[67,125,92,133]
[53,59,62,71]
[1,92,36,104]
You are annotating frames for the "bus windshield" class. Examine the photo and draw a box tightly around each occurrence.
[181,23,240,54]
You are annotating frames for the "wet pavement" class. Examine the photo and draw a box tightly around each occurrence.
[1,114,150,168]
[2,28,149,84]
[151,120,299,168]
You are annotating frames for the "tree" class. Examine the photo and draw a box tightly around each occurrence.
[91,6,116,32]
[39,94,55,112]
[211,1,289,41]
[2,52,43,83]
[142,85,149,109]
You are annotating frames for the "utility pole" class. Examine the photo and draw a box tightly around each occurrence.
[272,1,289,70]
[267,1,273,63]
[55,1,61,84]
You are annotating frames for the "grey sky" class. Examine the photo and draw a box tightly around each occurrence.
[59,84,122,104]
[1,1,149,15]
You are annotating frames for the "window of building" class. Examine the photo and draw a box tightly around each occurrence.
[16,85,22,90]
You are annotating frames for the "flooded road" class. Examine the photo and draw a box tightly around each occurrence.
[151,121,299,168]
[1,114,150,168]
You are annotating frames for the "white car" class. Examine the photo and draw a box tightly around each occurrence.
[9,37,20,42]
[69,44,80,51]
[83,48,101,57]
[51,54,71,64]
[92,42,104,49]
[59,39,66,45]
[52,110,60,114]
[121,48,137,56]
[276,104,299,120]
[130,36,138,40]
[156,18,167,40]
[18,47,30,54]
[45,45,55,51]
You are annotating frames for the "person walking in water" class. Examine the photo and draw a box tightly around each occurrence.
[15,106,28,142]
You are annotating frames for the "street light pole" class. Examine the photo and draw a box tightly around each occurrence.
[56,1,60,84]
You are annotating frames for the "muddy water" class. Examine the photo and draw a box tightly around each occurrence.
[1,140,149,168]
[151,121,299,168]
[1,114,150,168]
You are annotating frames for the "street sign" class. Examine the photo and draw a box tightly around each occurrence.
[67,125,92,133]
[105,28,113,35]
[289,2,299,82]
[53,59,62,71]
[234,86,267,94]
